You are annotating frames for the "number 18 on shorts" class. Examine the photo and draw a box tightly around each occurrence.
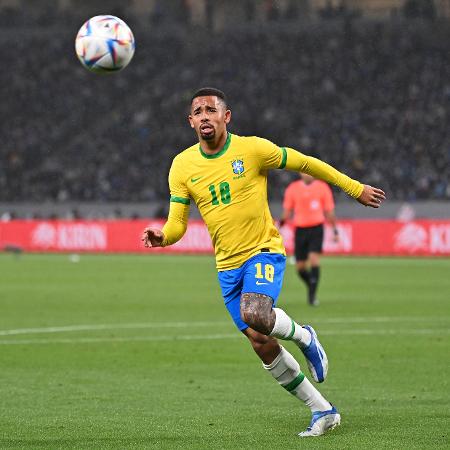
[218,253,286,330]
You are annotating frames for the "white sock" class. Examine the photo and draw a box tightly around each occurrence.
[269,308,311,347]
[293,377,331,411]
[263,346,331,412]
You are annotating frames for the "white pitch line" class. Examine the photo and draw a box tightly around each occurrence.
[312,316,449,324]
[0,333,240,345]
[0,328,448,346]
[0,316,448,337]
[0,321,230,336]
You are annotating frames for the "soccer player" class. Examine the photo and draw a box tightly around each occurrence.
[280,172,339,306]
[142,87,385,437]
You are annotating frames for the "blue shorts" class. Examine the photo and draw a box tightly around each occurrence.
[217,252,286,331]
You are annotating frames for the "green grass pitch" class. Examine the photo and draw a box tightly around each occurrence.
[0,253,449,449]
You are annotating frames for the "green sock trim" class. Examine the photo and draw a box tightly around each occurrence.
[287,319,296,340]
[283,372,305,392]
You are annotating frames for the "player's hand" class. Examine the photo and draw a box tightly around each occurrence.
[357,185,386,208]
[141,227,165,248]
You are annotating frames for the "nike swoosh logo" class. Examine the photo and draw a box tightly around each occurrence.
[255,281,269,285]
[191,177,202,183]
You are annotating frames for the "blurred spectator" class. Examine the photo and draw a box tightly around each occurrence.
[0,8,449,206]
[403,0,436,19]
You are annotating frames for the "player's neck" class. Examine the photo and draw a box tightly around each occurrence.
[200,131,228,155]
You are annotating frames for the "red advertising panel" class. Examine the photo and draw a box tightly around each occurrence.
[1,219,450,256]
[280,221,450,255]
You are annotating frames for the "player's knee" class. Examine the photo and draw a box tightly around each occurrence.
[240,300,264,327]
[240,293,274,334]
[240,306,256,328]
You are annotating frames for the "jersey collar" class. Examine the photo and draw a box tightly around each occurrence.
[199,132,231,159]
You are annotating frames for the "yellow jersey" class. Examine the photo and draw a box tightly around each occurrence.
[162,133,363,271]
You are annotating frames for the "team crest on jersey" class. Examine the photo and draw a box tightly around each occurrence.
[232,159,244,175]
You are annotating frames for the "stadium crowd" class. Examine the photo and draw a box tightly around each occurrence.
[0,8,449,208]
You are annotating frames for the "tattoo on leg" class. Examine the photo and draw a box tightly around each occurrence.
[240,293,275,335]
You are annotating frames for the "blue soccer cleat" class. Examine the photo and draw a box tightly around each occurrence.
[300,325,328,383]
[298,405,341,437]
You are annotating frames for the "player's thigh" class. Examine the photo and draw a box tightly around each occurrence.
[217,266,248,331]
[295,227,309,261]
[308,224,324,254]
[241,252,286,307]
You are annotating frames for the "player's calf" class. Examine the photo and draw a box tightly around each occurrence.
[243,328,281,364]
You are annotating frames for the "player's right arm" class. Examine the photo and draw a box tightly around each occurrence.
[142,157,190,248]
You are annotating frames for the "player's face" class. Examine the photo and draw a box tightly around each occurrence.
[189,96,231,141]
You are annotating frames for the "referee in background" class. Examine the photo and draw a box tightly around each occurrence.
[280,172,339,306]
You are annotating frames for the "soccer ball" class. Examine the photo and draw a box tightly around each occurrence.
[75,15,135,73]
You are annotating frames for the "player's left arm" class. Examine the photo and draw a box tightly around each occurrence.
[283,147,386,208]
[255,137,385,207]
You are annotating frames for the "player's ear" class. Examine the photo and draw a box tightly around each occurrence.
[188,115,194,128]
[224,109,231,125]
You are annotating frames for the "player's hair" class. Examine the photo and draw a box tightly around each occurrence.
[191,87,227,107]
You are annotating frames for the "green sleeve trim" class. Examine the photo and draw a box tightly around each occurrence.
[283,373,305,392]
[170,196,190,205]
[279,147,287,169]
